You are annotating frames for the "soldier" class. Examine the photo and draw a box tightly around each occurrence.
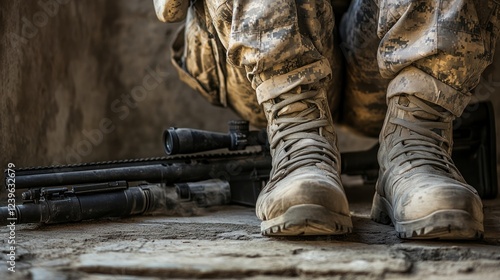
[154,0,499,239]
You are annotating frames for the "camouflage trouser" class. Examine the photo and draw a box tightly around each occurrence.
[171,0,500,136]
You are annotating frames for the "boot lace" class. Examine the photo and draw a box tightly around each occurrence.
[388,95,460,176]
[265,89,340,190]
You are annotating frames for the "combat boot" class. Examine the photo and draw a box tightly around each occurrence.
[372,94,484,239]
[256,85,352,236]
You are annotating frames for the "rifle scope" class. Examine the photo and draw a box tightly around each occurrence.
[164,120,267,155]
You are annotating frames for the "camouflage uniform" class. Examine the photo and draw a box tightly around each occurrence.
[169,0,342,130]
[157,0,500,238]
[164,0,499,137]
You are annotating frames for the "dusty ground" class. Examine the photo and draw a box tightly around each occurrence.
[0,185,499,280]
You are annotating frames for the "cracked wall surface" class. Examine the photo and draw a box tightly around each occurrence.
[0,0,238,168]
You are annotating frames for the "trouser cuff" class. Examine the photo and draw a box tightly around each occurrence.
[255,58,332,104]
[387,66,471,117]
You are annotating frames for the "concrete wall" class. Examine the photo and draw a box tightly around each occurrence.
[0,0,238,168]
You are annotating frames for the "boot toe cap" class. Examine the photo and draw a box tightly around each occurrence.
[392,176,483,223]
[256,171,349,221]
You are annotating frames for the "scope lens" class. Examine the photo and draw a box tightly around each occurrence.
[165,133,173,154]
[164,128,179,155]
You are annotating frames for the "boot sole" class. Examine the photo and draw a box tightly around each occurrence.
[261,204,353,236]
[371,193,484,240]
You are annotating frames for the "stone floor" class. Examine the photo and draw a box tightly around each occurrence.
[1,184,499,280]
